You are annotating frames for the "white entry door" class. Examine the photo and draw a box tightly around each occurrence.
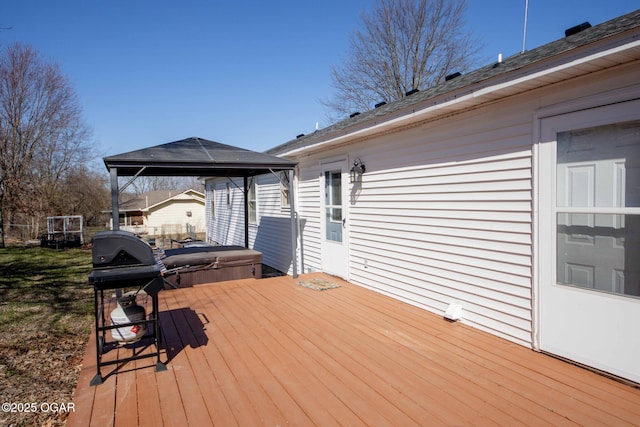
[539,100,640,384]
[321,160,349,279]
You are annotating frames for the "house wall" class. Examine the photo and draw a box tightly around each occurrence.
[205,60,639,348]
[300,62,639,347]
[365,128,529,344]
[206,179,247,246]
[252,174,295,271]
[146,198,206,236]
[293,105,534,345]
[205,175,294,271]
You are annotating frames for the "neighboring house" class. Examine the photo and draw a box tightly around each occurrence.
[114,189,206,236]
[205,10,640,384]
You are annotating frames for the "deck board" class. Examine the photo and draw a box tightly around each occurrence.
[252,282,467,425]
[68,273,640,426]
[268,279,547,426]
[339,289,592,424]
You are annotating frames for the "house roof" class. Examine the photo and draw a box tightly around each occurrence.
[104,137,297,177]
[118,189,204,213]
[267,9,640,157]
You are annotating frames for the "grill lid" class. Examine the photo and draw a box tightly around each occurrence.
[92,230,155,268]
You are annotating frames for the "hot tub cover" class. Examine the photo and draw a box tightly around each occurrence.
[161,246,261,269]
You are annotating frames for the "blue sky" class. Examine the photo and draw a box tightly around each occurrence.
[1,1,638,160]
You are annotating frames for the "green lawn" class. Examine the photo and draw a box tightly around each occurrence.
[0,246,93,427]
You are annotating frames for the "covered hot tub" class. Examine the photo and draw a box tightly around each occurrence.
[161,245,262,287]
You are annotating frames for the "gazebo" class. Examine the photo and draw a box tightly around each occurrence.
[103,137,299,277]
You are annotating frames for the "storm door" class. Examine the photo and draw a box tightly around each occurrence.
[321,160,349,279]
[539,101,640,384]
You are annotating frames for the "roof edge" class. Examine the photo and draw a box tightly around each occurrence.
[268,10,640,158]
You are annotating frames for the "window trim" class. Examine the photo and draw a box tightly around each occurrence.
[280,172,291,209]
[248,178,257,225]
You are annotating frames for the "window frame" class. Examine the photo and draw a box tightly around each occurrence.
[248,178,257,224]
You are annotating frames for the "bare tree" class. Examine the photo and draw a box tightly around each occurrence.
[128,176,204,195]
[47,166,110,226]
[0,43,92,246]
[325,0,480,119]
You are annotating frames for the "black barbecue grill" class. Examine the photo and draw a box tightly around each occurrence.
[89,230,167,386]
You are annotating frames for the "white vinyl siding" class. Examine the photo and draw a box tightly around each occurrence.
[204,59,638,349]
[296,160,323,272]
[205,174,296,273]
[289,64,638,347]
[288,103,535,345]
[348,151,533,345]
[145,197,206,235]
[253,174,295,272]
[207,178,246,246]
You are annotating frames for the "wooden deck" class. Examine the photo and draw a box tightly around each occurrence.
[68,273,640,426]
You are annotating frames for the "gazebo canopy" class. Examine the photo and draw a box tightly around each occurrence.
[104,137,296,177]
[104,137,299,277]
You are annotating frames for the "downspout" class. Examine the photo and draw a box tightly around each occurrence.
[288,168,298,278]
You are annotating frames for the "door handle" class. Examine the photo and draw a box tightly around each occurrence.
[342,218,346,228]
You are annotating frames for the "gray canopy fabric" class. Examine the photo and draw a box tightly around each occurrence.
[104,137,296,177]
[104,137,299,277]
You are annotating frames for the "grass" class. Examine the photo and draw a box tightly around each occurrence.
[0,246,93,427]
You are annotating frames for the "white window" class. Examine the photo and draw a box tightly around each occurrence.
[248,178,257,224]
[555,120,640,297]
[210,186,215,219]
[281,172,290,208]
[324,170,343,242]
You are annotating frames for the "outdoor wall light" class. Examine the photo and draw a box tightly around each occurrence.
[350,158,366,183]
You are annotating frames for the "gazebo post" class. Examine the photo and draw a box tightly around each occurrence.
[110,168,119,231]
[243,176,249,248]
